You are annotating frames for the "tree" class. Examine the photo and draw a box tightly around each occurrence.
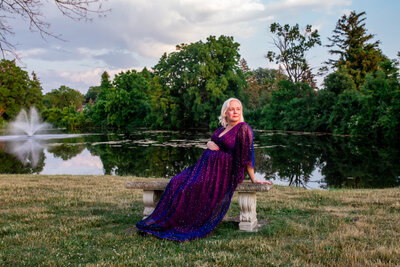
[85,86,101,103]
[324,11,385,87]
[354,60,400,138]
[253,67,285,89]
[43,85,84,110]
[104,70,150,128]
[266,23,321,85]
[84,71,114,127]
[152,35,247,129]
[323,71,356,95]
[240,60,285,110]
[0,0,109,59]
[86,69,150,128]
[0,59,43,124]
[240,58,260,109]
[259,80,315,130]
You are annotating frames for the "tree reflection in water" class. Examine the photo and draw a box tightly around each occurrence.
[0,130,399,189]
[0,139,45,174]
[255,132,321,189]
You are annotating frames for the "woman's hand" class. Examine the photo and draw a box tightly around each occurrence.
[251,178,273,185]
[246,165,273,185]
[207,141,220,151]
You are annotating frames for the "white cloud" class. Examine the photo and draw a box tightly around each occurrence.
[37,67,144,93]
[13,0,358,92]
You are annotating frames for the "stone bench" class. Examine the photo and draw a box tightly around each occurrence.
[125,179,273,232]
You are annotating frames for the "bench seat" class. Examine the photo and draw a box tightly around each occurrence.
[125,179,272,232]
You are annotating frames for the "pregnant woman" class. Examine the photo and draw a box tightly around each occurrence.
[136,98,271,241]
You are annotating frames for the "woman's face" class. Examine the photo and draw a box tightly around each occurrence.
[225,100,241,124]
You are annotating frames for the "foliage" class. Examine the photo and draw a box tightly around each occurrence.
[105,70,150,128]
[239,58,259,109]
[253,67,285,93]
[324,59,400,137]
[324,11,385,87]
[240,61,284,110]
[41,106,86,129]
[266,23,321,85]
[86,69,151,129]
[85,71,114,128]
[43,85,84,110]
[85,86,101,103]
[47,143,85,161]
[323,71,356,95]
[151,35,247,129]
[254,80,316,131]
[355,60,400,138]
[328,89,363,134]
[87,139,203,177]
[311,90,337,132]
[0,59,43,124]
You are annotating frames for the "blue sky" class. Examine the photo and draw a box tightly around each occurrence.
[9,0,400,93]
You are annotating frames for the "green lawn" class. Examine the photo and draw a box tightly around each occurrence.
[0,175,399,266]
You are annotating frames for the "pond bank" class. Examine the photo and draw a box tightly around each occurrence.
[0,174,399,266]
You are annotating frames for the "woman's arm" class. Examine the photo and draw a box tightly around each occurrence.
[246,165,272,184]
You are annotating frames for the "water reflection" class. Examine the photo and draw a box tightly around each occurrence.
[0,130,399,189]
[7,138,45,167]
[0,140,45,174]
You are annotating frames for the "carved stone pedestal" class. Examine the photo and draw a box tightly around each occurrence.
[238,192,258,232]
[142,190,163,219]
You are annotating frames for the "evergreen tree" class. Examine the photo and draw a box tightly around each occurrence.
[324,11,385,87]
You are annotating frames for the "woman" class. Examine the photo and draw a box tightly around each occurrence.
[136,98,271,241]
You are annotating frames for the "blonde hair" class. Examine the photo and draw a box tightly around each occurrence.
[218,98,245,128]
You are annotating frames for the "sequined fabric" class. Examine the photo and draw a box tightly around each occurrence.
[136,122,255,241]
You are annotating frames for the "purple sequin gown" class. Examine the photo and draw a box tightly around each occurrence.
[136,122,255,241]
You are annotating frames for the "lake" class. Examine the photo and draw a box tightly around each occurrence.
[0,129,399,190]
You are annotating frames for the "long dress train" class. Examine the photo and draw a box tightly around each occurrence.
[136,122,255,241]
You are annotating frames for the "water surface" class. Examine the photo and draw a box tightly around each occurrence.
[0,129,399,190]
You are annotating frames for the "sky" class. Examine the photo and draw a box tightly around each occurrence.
[8,0,400,94]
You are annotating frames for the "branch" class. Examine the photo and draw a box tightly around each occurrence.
[0,0,110,59]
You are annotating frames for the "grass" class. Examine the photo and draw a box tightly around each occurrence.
[0,174,399,266]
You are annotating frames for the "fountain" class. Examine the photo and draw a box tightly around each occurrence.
[0,107,84,168]
[7,107,51,136]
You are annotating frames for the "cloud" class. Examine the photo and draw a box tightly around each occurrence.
[15,0,353,60]
[37,67,141,93]
[93,50,140,68]
[13,0,355,92]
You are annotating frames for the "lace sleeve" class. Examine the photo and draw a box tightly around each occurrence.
[233,123,255,184]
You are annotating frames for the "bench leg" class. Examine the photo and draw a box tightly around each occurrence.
[143,190,163,219]
[238,192,258,232]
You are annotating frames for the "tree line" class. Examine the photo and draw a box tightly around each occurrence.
[0,11,399,140]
